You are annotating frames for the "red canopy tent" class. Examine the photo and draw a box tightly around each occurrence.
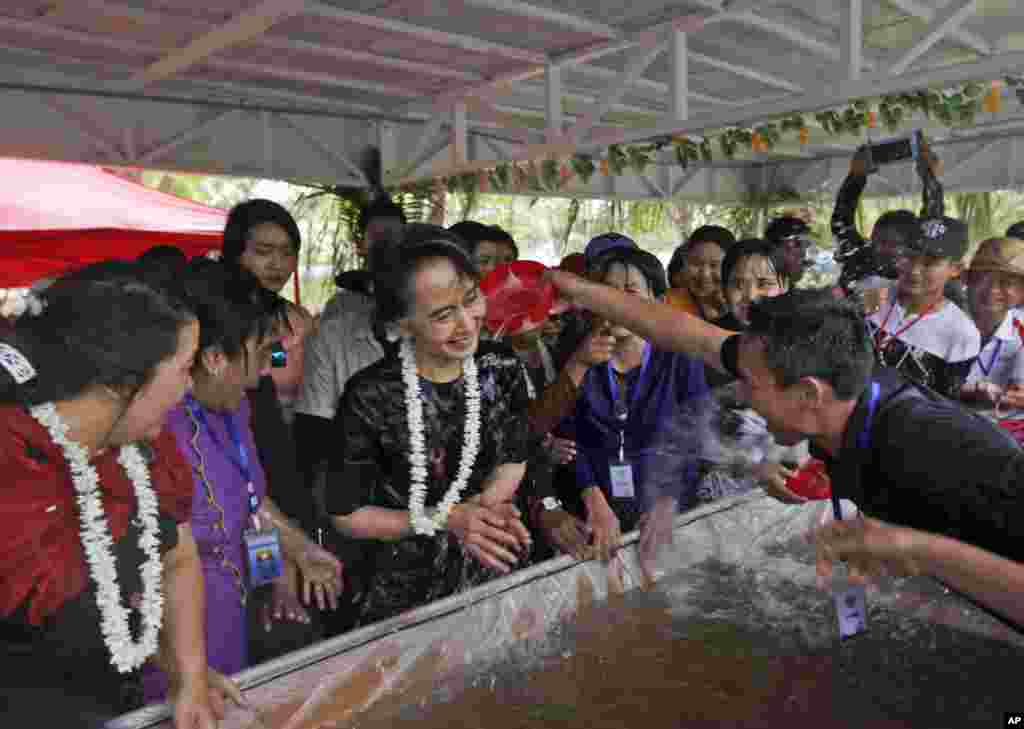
[0,158,227,288]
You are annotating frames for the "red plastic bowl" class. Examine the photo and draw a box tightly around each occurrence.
[480,260,558,337]
[785,458,832,500]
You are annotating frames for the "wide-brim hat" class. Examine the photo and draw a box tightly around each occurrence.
[480,261,568,338]
[969,237,1024,278]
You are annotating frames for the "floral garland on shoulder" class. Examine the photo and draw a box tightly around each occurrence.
[29,403,164,673]
[400,338,482,536]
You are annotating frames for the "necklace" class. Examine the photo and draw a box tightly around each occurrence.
[400,338,481,536]
[874,298,941,351]
[29,403,163,673]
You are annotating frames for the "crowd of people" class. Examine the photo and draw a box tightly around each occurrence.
[2,139,1024,728]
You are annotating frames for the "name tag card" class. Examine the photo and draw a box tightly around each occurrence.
[833,582,868,639]
[609,460,636,499]
[244,529,284,587]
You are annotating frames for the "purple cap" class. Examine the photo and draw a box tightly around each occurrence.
[584,232,637,263]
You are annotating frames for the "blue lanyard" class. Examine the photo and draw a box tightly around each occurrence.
[607,343,652,459]
[185,394,260,518]
[841,380,880,521]
[607,343,652,422]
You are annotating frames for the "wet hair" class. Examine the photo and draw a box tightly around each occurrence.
[746,289,873,401]
[358,195,407,235]
[372,224,479,327]
[222,199,301,263]
[488,224,519,260]
[137,244,187,271]
[178,259,288,365]
[594,246,667,299]
[0,260,194,407]
[763,216,810,245]
[667,225,737,282]
[720,238,785,290]
[447,220,510,256]
[874,210,918,242]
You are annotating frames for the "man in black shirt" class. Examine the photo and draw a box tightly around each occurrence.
[548,274,1024,623]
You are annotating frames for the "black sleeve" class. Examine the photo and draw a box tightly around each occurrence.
[871,399,1024,563]
[933,358,975,400]
[832,174,875,292]
[249,376,314,533]
[324,380,382,517]
[919,155,944,219]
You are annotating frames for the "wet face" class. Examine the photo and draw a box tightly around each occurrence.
[735,336,808,446]
[360,216,405,259]
[113,320,199,444]
[198,333,276,413]
[725,255,786,326]
[871,226,908,268]
[475,240,517,279]
[401,258,486,368]
[966,270,1024,326]
[682,241,725,305]
[778,236,810,279]
[896,253,961,304]
[238,222,298,294]
[603,262,654,339]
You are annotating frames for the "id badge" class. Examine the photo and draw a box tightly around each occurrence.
[833,582,868,639]
[244,528,284,587]
[609,460,636,499]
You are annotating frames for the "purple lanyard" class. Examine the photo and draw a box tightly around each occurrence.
[844,381,880,521]
[606,343,652,458]
[977,339,1003,378]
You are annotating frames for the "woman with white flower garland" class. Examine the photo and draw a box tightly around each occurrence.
[327,228,532,626]
[0,262,244,728]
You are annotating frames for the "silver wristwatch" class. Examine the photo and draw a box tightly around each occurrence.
[541,496,563,511]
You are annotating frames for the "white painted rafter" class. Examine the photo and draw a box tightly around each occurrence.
[138,109,241,164]
[889,0,981,75]
[458,0,621,39]
[42,98,125,160]
[885,0,991,57]
[279,115,369,183]
[306,2,546,65]
[566,38,667,141]
[131,0,308,87]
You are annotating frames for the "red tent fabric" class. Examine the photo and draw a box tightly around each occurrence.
[0,158,227,288]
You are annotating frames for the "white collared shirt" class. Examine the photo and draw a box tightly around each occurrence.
[967,309,1024,388]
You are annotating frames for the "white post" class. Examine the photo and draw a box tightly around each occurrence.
[452,101,468,166]
[669,27,689,121]
[545,63,563,144]
[841,0,863,81]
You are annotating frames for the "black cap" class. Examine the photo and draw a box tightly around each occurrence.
[906,216,969,260]
[764,216,810,245]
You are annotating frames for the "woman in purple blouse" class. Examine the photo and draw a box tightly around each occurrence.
[144,261,342,701]
[571,247,709,562]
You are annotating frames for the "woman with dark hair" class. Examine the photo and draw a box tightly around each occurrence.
[326,226,532,626]
[569,247,708,562]
[0,261,243,728]
[223,199,313,426]
[665,225,735,321]
[143,261,341,701]
[695,239,810,506]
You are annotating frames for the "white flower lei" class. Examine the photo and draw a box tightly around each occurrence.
[30,403,164,673]
[400,338,482,536]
